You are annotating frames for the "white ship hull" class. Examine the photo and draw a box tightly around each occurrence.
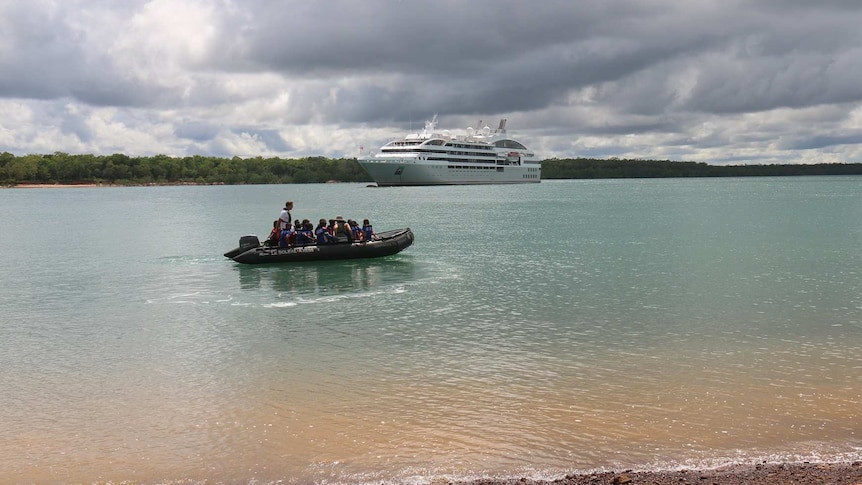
[359,157,541,186]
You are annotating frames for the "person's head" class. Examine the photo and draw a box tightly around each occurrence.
[294,220,301,228]
[285,201,293,209]
[335,215,345,224]
[363,219,370,225]
[319,218,326,226]
[273,220,279,228]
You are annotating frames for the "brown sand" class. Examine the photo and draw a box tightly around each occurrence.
[7,183,101,188]
[461,462,862,485]
[5,182,223,188]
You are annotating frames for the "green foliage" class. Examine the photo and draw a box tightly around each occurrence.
[0,154,374,185]
[1,153,860,186]
[541,158,862,179]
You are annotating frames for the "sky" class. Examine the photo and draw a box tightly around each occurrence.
[2,0,862,164]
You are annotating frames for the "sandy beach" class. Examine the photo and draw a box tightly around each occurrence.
[462,462,862,485]
[5,182,222,188]
[6,183,101,188]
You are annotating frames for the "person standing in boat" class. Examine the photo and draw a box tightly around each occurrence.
[278,201,293,231]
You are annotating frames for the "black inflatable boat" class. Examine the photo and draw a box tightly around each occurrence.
[224,228,414,264]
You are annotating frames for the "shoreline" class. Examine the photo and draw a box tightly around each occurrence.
[7,183,103,188]
[4,182,226,189]
[462,462,862,485]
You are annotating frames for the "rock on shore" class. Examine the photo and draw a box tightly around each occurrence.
[459,462,862,485]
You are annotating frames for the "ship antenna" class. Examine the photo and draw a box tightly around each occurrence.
[424,113,438,135]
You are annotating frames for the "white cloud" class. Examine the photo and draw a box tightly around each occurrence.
[1,0,861,164]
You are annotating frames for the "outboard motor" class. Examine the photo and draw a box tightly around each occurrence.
[224,235,262,259]
[239,235,261,251]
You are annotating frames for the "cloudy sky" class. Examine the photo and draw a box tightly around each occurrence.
[2,0,862,164]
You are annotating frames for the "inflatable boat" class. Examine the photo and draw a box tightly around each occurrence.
[224,228,414,264]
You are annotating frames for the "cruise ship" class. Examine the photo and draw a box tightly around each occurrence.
[358,115,541,186]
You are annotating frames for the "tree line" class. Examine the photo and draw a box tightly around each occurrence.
[541,157,862,178]
[2,152,860,186]
[0,153,369,185]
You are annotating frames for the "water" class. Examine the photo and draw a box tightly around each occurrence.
[1,178,861,484]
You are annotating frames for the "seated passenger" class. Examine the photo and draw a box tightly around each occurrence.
[349,219,364,242]
[315,218,331,244]
[289,219,302,246]
[332,215,353,243]
[278,225,293,247]
[266,220,280,246]
[296,219,315,245]
[362,219,377,242]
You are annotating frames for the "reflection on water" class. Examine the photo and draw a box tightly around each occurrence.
[235,258,418,295]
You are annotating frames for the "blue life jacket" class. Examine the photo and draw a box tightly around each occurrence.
[297,229,313,245]
[279,229,292,247]
[363,224,373,241]
[315,227,328,244]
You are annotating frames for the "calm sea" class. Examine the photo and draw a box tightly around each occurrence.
[1,177,861,484]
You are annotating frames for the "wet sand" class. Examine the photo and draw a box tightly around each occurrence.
[6,183,102,188]
[462,462,862,485]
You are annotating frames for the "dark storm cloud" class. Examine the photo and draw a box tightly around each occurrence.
[218,1,707,122]
[227,1,625,73]
[0,2,85,100]
[782,133,862,151]
[0,0,193,111]
[201,0,862,142]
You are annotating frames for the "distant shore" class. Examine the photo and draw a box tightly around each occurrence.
[2,153,861,187]
[462,462,862,485]
[8,183,102,188]
[4,182,225,189]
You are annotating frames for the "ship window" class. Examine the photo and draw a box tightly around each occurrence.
[493,139,527,150]
[387,140,424,147]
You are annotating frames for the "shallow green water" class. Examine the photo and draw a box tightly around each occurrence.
[1,177,861,484]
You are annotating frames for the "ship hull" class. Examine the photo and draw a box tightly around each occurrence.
[359,158,541,186]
